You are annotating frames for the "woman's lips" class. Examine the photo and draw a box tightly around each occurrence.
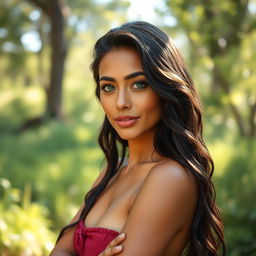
[115,116,140,128]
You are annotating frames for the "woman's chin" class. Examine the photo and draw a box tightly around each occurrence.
[116,131,139,141]
[118,135,134,141]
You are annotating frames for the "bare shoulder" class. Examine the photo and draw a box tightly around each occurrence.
[119,159,198,255]
[145,159,197,197]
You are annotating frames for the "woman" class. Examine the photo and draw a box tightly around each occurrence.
[50,21,225,256]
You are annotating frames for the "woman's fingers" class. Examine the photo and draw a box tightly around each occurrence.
[107,233,126,248]
[98,233,126,256]
[98,245,123,256]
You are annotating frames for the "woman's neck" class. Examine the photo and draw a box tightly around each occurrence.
[125,129,165,171]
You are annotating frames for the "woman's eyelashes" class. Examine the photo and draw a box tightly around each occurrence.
[100,80,148,92]
[100,84,115,92]
[132,80,148,89]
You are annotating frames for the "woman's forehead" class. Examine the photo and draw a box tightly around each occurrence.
[98,47,143,78]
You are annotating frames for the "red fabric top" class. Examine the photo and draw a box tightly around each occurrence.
[74,220,120,256]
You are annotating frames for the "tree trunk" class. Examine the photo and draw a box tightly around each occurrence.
[249,101,256,137]
[46,0,67,119]
[213,65,247,136]
[36,13,48,90]
[26,0,67,120]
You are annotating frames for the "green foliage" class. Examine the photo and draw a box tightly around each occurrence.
[209,137,256,255]
[0,43,104,230]
[162,0,256,137]
[0,118,102,229]
[0,179,55,255]
[0,0,34,74]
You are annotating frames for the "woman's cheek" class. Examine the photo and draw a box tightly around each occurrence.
[138,94,160,113]
[100,97,111,114]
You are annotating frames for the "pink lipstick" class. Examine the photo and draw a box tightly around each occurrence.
[115,116,139,128]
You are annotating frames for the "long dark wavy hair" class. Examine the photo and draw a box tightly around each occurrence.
[58,21,225,256]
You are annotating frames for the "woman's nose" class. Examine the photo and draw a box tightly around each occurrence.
[116,89,131,110]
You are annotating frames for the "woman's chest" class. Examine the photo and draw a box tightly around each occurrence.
[84,167,150,232]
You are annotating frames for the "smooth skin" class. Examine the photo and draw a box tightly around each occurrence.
[50,47,197,256]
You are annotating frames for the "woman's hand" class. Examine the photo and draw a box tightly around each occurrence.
[98,233,126,256]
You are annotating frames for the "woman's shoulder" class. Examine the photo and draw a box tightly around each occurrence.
[145,159,197,195]
[124,158,198,243]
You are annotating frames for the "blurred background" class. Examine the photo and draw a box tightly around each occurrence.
[0,0,255,255]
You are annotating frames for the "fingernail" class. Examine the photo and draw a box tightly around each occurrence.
[119,233,125,238]
[116,245,122,250]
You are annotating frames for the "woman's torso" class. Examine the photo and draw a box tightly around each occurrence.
[80,160,192,256]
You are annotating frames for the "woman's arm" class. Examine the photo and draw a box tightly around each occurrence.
[106,160,197,256]
[49,203,83,256]
[50,168,107,255]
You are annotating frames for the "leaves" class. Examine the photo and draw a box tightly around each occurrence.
[0,179,55,255]
[162,0,256,136]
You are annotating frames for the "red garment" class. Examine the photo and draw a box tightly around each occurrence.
[74,220,120,256]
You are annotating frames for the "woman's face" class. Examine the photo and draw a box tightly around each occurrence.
[98,47,161,141]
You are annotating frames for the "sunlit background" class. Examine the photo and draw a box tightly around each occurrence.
[0,0,256,255]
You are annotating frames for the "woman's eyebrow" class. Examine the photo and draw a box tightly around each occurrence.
[99,71,145,82]
[99,76,115,82]
[125,71,145,80]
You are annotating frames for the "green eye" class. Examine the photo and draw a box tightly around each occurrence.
[101,84,115,92]
[133,81,148,89]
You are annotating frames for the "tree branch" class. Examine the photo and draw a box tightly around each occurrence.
[213,66,246,136]
[27,0,50,15]
[249,100,256,136]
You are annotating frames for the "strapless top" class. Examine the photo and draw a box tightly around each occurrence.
[73,220,120,256]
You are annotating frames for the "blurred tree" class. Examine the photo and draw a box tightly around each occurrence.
[25,0,129,122]
[0,0,129,128]
[0,0,32,80]
[27,0,68,120]
[162,0,256,137]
